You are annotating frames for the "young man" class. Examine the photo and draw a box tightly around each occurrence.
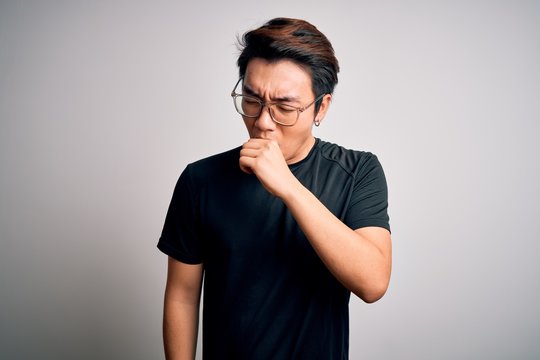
[158,18,392,359]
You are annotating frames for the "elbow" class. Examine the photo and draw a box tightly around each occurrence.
[351,279,390,304]
[358,289,387,304]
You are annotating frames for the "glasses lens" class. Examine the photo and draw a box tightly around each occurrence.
[270,104,298,126]
[232,95,299,126]
[234,95,261,117]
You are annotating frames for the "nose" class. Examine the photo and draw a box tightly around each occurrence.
[254,105,276,131]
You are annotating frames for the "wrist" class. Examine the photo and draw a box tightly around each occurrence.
[279,175,305,204]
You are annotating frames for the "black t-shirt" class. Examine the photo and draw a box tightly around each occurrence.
[158,138,390,359]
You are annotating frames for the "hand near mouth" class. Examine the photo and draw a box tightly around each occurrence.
[239,138,297,198]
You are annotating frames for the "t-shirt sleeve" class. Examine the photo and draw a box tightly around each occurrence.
[157,165,204,264]
[345,154,390,232]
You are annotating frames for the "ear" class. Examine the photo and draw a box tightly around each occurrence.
[314,94,332,124]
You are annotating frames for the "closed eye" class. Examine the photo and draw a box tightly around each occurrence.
[275,103,297,112]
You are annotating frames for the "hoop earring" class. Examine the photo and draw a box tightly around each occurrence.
[314,119,321,127]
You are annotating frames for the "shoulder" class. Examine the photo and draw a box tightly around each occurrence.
[316,139,382,177]
[180,146,243,187]
[191,146,241,166]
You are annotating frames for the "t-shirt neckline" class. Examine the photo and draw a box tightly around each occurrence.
[288,137,321,170]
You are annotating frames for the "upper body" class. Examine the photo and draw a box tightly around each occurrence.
[159,139,389,359]
[159,18,392,360]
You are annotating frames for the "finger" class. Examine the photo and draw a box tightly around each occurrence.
[245,137,276,146]
[239,156,254,174]
[240,148,259,159]
[242,139,264,149]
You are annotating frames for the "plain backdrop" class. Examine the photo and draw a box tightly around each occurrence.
[1,0,539,359]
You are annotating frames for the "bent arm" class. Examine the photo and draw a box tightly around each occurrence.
[163,257,204,360]
[282,181,392,303]
[239,139,391,303]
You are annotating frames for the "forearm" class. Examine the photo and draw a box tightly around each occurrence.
[240,138,391,301]
[282,179,392,302]
[163,296,200,360]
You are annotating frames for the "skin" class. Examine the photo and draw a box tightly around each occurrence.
[239,58,326,166]
[163,258,203,360]
[162,57,392,359]
[239,58,392,299]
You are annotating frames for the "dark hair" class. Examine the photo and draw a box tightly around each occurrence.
[237,18,339,111]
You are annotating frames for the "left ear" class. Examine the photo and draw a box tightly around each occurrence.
[314,94,332,125]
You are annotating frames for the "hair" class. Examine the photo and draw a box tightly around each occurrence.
[237,18,340,111]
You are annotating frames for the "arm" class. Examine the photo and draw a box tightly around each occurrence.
[282,181,391,302]
[163,257,204,359]
[240,139,391,303]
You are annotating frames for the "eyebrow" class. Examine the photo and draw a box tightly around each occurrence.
[242,83,300,103]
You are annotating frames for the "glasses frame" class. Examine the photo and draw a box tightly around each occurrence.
[231,78,325,127]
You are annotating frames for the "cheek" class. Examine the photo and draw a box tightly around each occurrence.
[279,126,304,146]
[292,119,313,137]
[242,118,253,132]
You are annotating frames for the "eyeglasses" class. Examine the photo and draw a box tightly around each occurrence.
[231,78,325,126]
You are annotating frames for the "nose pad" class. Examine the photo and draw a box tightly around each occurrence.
[255,105,276,130]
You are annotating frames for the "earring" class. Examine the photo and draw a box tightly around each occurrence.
[314,119,321,127]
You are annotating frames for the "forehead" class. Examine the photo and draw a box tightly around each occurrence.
[243,58,313,97]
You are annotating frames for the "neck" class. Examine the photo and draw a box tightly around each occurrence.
[285,136,316,165]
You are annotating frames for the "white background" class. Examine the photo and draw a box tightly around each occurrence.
[1,0,539,359]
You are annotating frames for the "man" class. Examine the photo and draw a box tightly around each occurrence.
[158,18,391,359]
